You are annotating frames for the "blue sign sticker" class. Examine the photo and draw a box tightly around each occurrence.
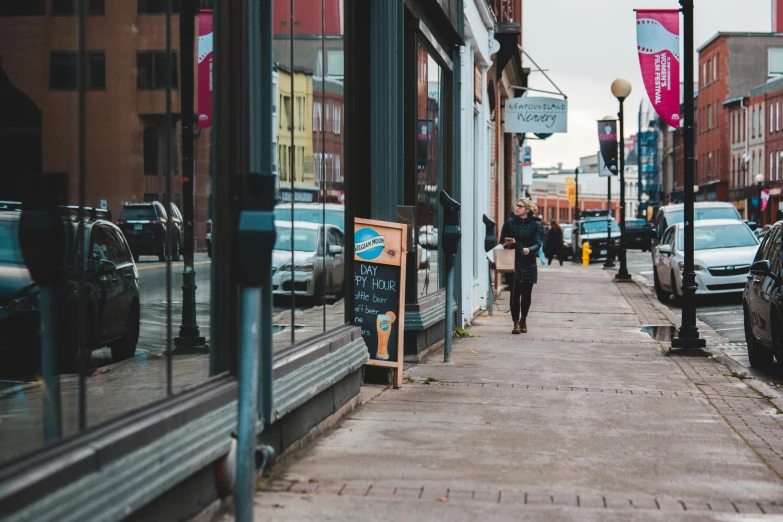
[355,228,386,260]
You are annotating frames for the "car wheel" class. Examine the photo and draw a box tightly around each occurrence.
[111,304,139,362]
[653,270,668,303]
[745,305,773,369]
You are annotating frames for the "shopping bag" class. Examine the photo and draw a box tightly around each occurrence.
[494,247,516,273]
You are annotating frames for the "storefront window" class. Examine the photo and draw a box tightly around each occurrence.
[272,0,347,350]
[416,42,443,296]
[0,2,213,467]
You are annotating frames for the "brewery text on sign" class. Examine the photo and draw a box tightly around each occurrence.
[353,218,408,389]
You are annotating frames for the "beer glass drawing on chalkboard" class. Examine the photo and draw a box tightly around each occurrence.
[375,311,397,360]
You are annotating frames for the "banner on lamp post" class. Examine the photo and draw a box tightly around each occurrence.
[762,188,771,212]
[636,9,681,129]
[197,10,213,130]
[597,120,618,176]
[565,177,576,205]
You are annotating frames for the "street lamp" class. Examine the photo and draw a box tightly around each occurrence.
[693,185,699,193]
[671,0,706,350]
[756,173,765,226]
[611,79,632,281]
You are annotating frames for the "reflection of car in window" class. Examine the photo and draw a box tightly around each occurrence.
[116,201,183,262]
[270,220,345,301]
[274,203,345,231]
[0,211,141,377]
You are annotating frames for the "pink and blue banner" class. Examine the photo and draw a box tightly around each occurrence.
[197,10,213,130]
[636,9,681,129]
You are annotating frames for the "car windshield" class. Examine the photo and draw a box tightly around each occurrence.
[120,206,157,220]
[274,227,319,252]
[0,220,25,265]
[626,220,649,228]
[581,220,620,234]
[274,207,344,230]
[678,224,758,251]
[666,207,740,225]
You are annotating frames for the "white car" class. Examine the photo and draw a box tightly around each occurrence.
[652,219,759,302]
[271,220,345,301]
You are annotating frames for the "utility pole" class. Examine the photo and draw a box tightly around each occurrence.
[671,0,706,350]
[175,0,206,350]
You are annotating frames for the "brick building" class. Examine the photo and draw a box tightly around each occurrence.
[696,33,783,209]
[0,1,212,249]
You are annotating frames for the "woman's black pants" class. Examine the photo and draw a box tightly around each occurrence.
[511,279,534,322]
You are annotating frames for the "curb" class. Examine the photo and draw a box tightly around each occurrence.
[626,273,783,405]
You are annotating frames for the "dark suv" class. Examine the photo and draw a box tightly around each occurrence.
[0,210,141,375]
[117,202,183,262]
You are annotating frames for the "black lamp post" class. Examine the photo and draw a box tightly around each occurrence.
[174,0,206,350]
[612,78,632,281]
[671,0,706,350]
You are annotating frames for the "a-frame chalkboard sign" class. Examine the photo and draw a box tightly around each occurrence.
[353,218,407,388]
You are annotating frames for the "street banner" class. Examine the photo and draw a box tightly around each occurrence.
[565,177,576,205]
[762,188,771,212]
[354,218,408,389]
[636,9,681,129]
[597,120,618,176]
[197,10,213,130]
[504,96,568,134]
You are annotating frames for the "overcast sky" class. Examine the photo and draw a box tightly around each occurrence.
[522,0,772,169]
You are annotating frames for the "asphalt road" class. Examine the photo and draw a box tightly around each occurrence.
[621,250,745,346]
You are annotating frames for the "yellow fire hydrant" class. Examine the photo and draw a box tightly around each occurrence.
[581,242,592,266]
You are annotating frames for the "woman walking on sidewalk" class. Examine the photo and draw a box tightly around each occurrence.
[545,221,565,266]
[501,198,543,334]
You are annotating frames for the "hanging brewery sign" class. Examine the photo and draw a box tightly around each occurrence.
[353,218,408,389]
[504,96,568,134]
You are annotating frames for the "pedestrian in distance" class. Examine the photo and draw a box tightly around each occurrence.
[538,217,548,266]
[501,198,543,335]
[545,221,565,266]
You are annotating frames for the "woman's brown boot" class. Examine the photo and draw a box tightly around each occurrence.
[520,317,528,333]
[512,321,521,334]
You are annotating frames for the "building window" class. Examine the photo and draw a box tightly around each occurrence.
[327,51,344,78]
[282,95,292,130]
[0,0,44,16]
[772,104,774,134]
[143,127,159,175]
[333,105,341,134]
[137,51,178,89]
[143,193,158,202]
[313,101,322,131]
[778,102,781,132]
[335,154,341,182]
[708,104,712,129]
[772,152,775,179]
[89,52,106,90]
[138,0,181,14]
[52,0,105,16]
[49,51,103,91]
[713,56,717,81]
[770,48,783,76]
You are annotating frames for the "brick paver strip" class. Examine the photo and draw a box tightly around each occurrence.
[278,481,777,514]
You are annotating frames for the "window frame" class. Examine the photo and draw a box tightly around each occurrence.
[136,51,179,90]
[51,0,105,16]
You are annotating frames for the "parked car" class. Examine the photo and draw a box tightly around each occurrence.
[206,219,212,258]
[572,211,621,260]
[651,202,743,250]
[0,210,140,374]
[271,221,345,301]
[744,221,783,367]
[561,223,574,259]
[274,203,345,231]
[117,201,183,262]
[418,225,439,250]
[652,219,759,303]
[624,219,656,251]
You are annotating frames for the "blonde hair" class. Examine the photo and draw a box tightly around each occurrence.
[517,198,538,216]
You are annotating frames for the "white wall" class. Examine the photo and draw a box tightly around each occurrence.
[459,0,493,326]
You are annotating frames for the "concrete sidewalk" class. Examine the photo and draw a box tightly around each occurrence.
[239,264,783,521]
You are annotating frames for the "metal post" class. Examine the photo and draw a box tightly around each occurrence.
[758,182,763,226]
[40,286,62,442]
[672,0,706,349]
[603,175,615,268]
[616,98,631,280]
[575,168,579,220]
[444,267,454,362]
[175,0,206,350]
[515,139,521,199]
[487,266,494,315]
[236,287,261,522]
